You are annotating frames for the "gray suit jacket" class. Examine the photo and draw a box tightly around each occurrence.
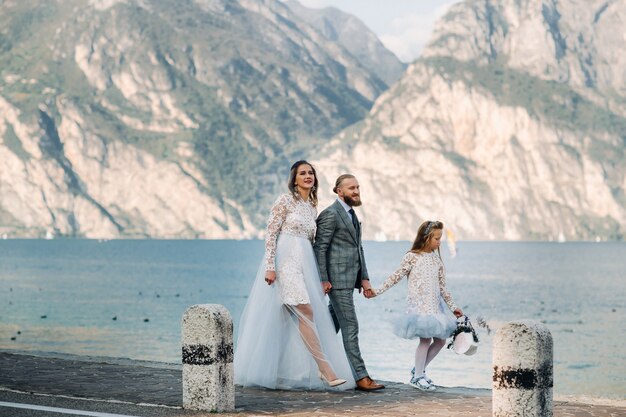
[314,200,369,290]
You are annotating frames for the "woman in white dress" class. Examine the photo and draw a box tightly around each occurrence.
[366,221,463,391]
[234,160,355,390]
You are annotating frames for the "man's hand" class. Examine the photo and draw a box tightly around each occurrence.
[359,279,372,296]
[322,281,332,295]
[363,288,376,299]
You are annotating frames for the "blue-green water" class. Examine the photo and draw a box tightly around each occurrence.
[0,240,624,400]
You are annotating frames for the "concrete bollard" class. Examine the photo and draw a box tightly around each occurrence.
[182,304,234,412]
[493,321,553,417]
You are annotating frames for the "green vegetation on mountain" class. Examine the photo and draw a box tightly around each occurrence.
[1,0,394,234]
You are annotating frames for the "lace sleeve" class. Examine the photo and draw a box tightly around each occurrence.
[374,252,415,296]
[438,260,458,311]
[264,194,290,271]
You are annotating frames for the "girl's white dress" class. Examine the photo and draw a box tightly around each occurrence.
[375,251,457,340]
[234,193,356,390]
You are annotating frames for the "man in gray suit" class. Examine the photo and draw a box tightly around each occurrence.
[314,174,385,391]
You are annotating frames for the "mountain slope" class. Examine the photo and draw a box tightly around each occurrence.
[284,0,407,85]
[315,0,626,241]
[0,0,389,238]
[1,0,624,241]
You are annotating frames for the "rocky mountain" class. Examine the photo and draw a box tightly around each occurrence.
[315,0,626,241]
[1,0,624,241]
[0,0,392,238]
[284,0,407,85]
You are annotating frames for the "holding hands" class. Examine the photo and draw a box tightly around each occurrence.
[361,280,376,298]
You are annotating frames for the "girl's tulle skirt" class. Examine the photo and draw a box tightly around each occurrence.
[234,234,356,390]
[393,297,456,340]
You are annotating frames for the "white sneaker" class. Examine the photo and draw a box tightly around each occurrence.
[411,367,434,385]
[409,375,435,391]
[424,373,434,385]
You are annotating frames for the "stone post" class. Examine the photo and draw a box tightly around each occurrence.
[182,304,234,412]
[493,321,553,417]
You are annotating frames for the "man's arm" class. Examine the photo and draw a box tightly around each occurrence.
[314,208,336,282]
[358,236,371,295]
[360,242,370,281]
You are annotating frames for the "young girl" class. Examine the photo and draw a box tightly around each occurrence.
[366,221,463,390]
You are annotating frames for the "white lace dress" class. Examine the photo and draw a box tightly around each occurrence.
[263,193,317,305]
[234,193,355,390]
[374,251,457,340]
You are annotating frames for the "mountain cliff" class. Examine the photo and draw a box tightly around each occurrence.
[315,0,626,241]
[0,0,391,238]
[1,0,624,241]
[284,0,407,85]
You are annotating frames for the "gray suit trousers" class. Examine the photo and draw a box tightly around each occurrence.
[329,289,368,380]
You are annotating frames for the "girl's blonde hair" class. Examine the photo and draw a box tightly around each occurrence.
[410,220,444,255]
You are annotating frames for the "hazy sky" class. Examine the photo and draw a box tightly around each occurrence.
[295,0,461,62]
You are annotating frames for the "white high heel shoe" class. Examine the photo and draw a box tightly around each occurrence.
[319,371,347,387]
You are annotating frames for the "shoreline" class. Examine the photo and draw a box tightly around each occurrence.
[2,348,624,409]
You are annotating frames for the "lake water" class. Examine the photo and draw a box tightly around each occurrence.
[0,240,624,400]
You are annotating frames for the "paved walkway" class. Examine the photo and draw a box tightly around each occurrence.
[0,351,623,416]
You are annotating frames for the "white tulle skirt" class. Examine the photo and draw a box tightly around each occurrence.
[234,234,356,390]
[393,297,456,340]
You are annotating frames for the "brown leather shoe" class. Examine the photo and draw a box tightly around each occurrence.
[356,376,385,391]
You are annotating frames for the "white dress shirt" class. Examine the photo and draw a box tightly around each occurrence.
[337,198,356,223]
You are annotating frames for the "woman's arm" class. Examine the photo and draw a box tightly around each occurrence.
[263,194,290,282]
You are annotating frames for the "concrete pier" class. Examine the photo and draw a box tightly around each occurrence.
[493,321,553,417]
[1,351,623,416]
[182,304,235,412]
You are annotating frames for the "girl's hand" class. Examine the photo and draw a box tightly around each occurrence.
[453,308,463,318]
[265,271,276,285]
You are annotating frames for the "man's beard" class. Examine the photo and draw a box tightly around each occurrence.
[344,195,362,207]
